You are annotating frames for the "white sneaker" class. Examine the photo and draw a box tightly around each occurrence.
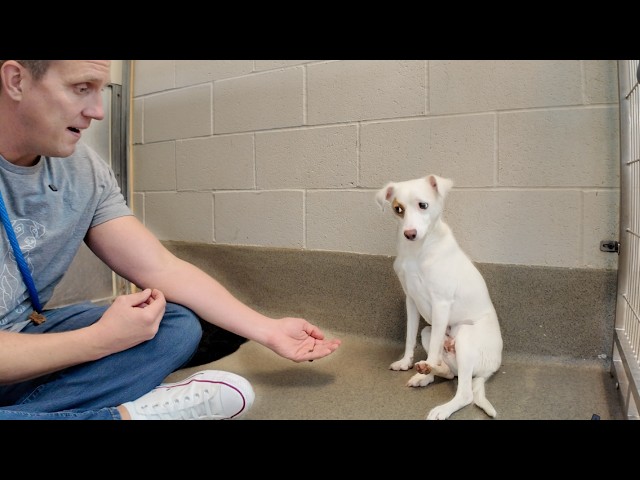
[123,370,255,420]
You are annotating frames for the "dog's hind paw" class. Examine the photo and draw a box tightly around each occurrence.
[407,372,434,387]
[414,361,431,374]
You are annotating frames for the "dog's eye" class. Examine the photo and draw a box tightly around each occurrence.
[419,202,429,210]
[394,205,404,215]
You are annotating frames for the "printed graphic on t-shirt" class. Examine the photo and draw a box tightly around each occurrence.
[0,218,45,323]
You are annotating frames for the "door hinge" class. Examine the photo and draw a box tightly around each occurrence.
[600,240,620,253]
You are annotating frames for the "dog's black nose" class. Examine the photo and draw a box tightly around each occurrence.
[404,230,417,240]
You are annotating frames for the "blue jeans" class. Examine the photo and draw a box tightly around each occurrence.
[0,301,202,420]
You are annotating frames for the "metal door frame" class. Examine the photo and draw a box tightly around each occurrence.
[47,60,133,307]
[110,61,132,297]
[110,60,131,205]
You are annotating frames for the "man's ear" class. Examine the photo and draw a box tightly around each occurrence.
[375,182,395,211]
[427,174,454,198]
[0,61,26,100]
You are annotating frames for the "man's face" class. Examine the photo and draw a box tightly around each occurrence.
[19,60,111,160]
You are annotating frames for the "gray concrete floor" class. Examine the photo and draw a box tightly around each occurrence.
[165,330,624,421]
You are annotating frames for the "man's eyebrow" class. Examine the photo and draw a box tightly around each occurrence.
[74,74,110,85]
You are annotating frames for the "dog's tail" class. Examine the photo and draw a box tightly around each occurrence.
[472,377,497,418]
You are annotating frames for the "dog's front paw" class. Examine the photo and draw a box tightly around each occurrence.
[426,405,452,420]
[390,358,413,371]
[407,372,434,387]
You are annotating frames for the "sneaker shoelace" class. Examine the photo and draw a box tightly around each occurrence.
[140,383,226,420]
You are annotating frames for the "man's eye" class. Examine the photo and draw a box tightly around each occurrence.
[419,202,429,210]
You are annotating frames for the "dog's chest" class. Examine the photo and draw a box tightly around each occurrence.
[394,257,432,301]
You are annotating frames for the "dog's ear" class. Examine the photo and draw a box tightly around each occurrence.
[427,175,454,198]
[375,182,394,211]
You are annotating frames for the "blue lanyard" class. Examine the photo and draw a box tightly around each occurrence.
[0,189,45,324]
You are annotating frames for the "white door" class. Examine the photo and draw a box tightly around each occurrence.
[611,59,640,420]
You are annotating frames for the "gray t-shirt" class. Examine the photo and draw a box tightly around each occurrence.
[0,141,132,331]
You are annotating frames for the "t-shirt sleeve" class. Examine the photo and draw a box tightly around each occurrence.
[86,148,133,228]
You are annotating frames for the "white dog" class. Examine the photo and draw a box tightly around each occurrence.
[376,174,503,420]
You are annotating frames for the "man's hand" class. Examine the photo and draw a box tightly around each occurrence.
[267,317,341,363]
[93,288,166,355]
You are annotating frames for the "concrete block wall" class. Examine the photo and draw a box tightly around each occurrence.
[131,60,619,269]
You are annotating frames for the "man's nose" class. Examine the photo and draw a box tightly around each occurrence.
[84,92,106,121]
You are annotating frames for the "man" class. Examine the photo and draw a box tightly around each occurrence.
[0,60,341,420]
